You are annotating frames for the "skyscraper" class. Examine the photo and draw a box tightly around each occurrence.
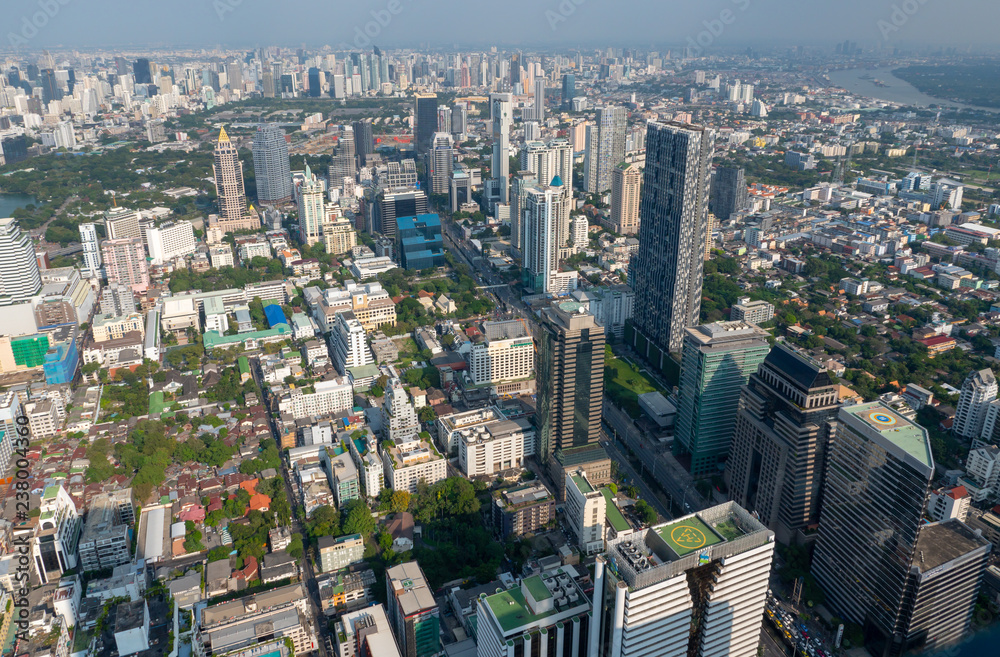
[583,105,627,194]
[414,92,438,155]
[597,502,775,657]
[521,181,568,294]
[811,403,989,657]
[489,92,513,205]
[78,223,101,278]
[297,165,326,247]
[629,121,715,363]
[352,118,375,167]
[610,161,642,234]
[510,170,538,251]
[385,562,440,657]
[104,207,141,241]
[132,58,151,85]
[561,73,575,108]
[436,106,451,134]
[520,139,573,189]
[533,77,546,122]
[101,238,149,293]
[953,368,997,441]
[307,67,321,97]
[212,127,248,223]
[451,104,467,138]
[708,166,749,222]
[537,301,610,499]
[252,124,292,204]
[0,218,41,307]
[674,322,771,477]
[428,133,454,194]
[40,69,60,104]
[726,344,840,543]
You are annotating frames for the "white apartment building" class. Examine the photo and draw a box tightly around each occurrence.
[208,244,234,268]
[960,445,1000,503]
[729,297,775,325]
[336,604,401,657]
[348,434,384,498]
[954,369,997,441]
[458,417,535,477]
[145,220,196,265]
[571,285,635,339]
[307,281,396,332]
[277,377,353,419]
[33,485,81,584]
[565,470,606,555]
[466,320,534,386]
[237,238,272,263]
[332,311,372,375]
[79,223,102,277]
[927,485,971,522]
[381,435,448,494]
[381,380,420,443]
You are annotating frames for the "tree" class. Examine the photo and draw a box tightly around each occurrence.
[287,533,304,559]
[340,499,376,538]
[306,505,340,540]
[634,500,657,525]
[417,405,437,423]
[207,546,230,562]
[389,490,411,513]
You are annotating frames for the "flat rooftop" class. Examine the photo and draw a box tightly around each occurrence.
[601,488,630,533]
[841,402,933,470]
[570,475,594,494]
[913,519,990,574]
[654,516,724,558]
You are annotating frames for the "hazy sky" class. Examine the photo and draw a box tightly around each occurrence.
[4,0,998,51]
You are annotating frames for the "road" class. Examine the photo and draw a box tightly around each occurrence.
[601,437,671,521]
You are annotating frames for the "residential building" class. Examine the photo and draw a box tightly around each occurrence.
[0,393,22,477]
[317,534,364,573]
[297,164,327,246]
[382,434,448,494]
[332,311,373,375]
[101,238,149,293]
[428,132,453,194]
[92,312,144,343]
[336,604,401,657]
[584,105,627,193]
[32,485,81,584]
[194,584,315,657]
[492,483,556,540]
[571,285,635,340]
[521,179,570,293]
[466,319,534,387]
[208,244,235,269]
[709,166,749,221]
[276,377,353,419]
[77,491,132,572]
[104,207,142,241]
[386,561,440,657]
[960,445,1000,502]
[79,223,102,277]
[308,281,396,331]
[0,218,41,306]
[349,434,385,498]
[537,301,610,499]
[729,297,774,325]
[565,470,606,554]
[353,118,375,166]
[597,502,775,657]
[928,485,971,522]
[520,139,574,193]
[727,344,840,543]
[611,161,642,234]
[322,207,358,255]
[675,322,771,477]
[252,123,292,204]
[396,213,445,271]
[953,369,997,441]
[382,379,420,443]
[145,220,196,265]
[457,414,535,477]
[629,121,715,362]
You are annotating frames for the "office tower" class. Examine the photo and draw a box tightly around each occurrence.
[145,221,196,265]
[40,68,60,104]
[727,344,840,543]
[396,214,445,270]
[510,170,538,251]
[675,322,771,477]
[953,369,997,441]
[373,188,428,239]
[252,124,292,204]
[386,562,440,657]
[561,73,575,108]
[708,166,748,222]
[338,125,356,163]
[810,403,988,657]
[537,301,610,499]
[101,238,149,293]
[297,165,326,247]
[104,207,141,241]
[428,133,454,194]
[99,284,136,317]
[611,162,642,234]
[533,77,546,121]
[451,104,467,137]
[307,67,321,97]
[328,154,356,193]
[489,92,513,205]
[1,135,28,166]
[520,139,573,190]
[598,502,775,657]
[261,69,275,97]
[337,605,402,657]
[352,119,374,166]
[0,218,41,307]
[521,181,568,294]
[79,223,102,277]
[414,92,438,155]
[436,106,451,134]
[583,105,627,193]
[132,58,151,84]
[629,121,715,363]
[212,127,248,222]
[225,62,242,91]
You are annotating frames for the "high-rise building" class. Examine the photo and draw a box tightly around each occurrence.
[414,92,438,155]
[597,502,775,657]
[726,344,840,543]
[561,73,575,108]
[583,105,627,193]
[466,319,534,386]
[79,223,102,278]
[610,161,642,234]
[352,119,375,167]
[428,132,454,194]
[629,121,715,362]
[520,139,573,190]
[307,67,321,97]
[145,220,196,265]
[212,127,249,223]
[373,188,428,239]
[99,284,136,318]
[328,154,357,193]
[101,238,149,293]
[104,207,142,241]
[252,124,292,204]
[510,170,538,251]
[40,69,60,104]
[396,214,445,271]
[489,92,513,205]
[674,322,771,477]
[533,77,546,122]
[451,104,467,138]
[537,301,610,498]
[436,106,451,134]
[32,484,81,584]
[708,166,748,222]
[811,403,989,657]
[953,369,997,441]
[297,165,326,246]
[0,218,41,307]
[382,379,420,443]
[132,58,151,85]
[521,180,569,294]
[385,562,440,657]
[565,469,606,554]
[332,311,373,375]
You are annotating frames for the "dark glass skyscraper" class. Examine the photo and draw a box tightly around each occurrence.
[414,93,438,155]
[133,58,151,84]
[307,68,321,97]
[353,119,375,167]
[709,166,749,222]
[629,121,715,365]
[40,69,60,104]
[561,73,575,108]
[251,124,292,204]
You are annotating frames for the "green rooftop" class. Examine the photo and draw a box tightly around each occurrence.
[148,391,166,416]
[601,488,630,533]
[522,576,551,602]
[841,401,933,470]
[655,516,724,558]
[485,587,556,634]
[570,475,594,494]
[43,485,59,501]
[203,323,291,350]
[238,356,250,375]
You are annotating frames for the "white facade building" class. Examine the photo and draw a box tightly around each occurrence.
[565,470,605,555]
[79,223,102,277]
[466,320,534,387]
[145,221,196,265]
[954,369,997,441]
[277,377,353,419]
[332,311,372,375]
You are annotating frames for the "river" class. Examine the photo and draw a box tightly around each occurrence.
[0,192,37,217]
[825,67,999,113]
